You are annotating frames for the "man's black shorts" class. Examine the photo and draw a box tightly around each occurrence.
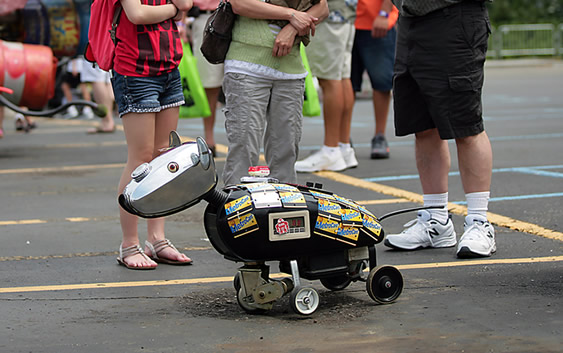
[393,1,491,139]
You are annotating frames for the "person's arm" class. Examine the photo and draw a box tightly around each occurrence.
[371,0,393,38]
[230,0,318,36]
[120,0,178,25]
[171,0,193,20]
[272,0,328,57]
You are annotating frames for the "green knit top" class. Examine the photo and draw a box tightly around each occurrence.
[225,16,306,75]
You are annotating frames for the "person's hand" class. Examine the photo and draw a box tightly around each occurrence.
[289,11,317,37]
[371,16,389,38]
[273,25,297,57]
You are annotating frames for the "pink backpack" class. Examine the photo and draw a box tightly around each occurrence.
[84,0,122,71]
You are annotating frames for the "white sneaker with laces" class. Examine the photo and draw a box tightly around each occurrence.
[456,215,496,258]
[384,210,457,250]
[341,147,358,169]
[82,106,95,120]
[62,105,79,119]
[295,149,347,172]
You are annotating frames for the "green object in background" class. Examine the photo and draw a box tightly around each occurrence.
[300,43,321,117]
[179,41,211,119]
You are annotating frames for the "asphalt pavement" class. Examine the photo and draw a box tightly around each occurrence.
[0,59,562,353]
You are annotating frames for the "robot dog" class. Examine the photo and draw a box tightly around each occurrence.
[119,132,403,315]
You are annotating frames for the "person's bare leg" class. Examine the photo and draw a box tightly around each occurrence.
[338,78,355,144]
[203,87,220,149]
[373,90,391,136]
[415,128,450,194]
[145,107,191,263]
[80,83,92,102]
[91,81,115,131]
[118,112,158,268]
[456,131,493,193]
[61,82,74,104]
[318,78,344,147]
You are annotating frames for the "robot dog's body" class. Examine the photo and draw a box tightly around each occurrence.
[119,133,403,315]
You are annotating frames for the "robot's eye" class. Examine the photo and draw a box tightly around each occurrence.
[167,162,179,173]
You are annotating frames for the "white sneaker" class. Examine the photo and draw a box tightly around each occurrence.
[295,149,347,172]
[384,210,457,250]
[82,106,95,120]
[456,215,496,258]
[62,105,79,119]
[341,147,358,169]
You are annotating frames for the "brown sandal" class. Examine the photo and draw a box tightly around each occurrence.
[117,244,157,270]
[145,239,193,265]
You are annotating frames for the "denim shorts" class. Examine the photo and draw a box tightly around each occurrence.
[111,68,185,118]
[351,27,396,92]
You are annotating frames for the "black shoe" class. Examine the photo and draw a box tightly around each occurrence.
[370,134,390,159]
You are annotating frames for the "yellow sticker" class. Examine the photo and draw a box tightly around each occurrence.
[228,213,259,236]
[337,225,359,241]
[341,208,363,226]
[279,191,307,208]
[224,195,253,218]
[314,215,340,235]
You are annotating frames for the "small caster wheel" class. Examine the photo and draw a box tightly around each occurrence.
[320,275,352,291]
[233,272,241,292]
[236,288,266,314]
[366,265,403,304]
[290,286,319,315]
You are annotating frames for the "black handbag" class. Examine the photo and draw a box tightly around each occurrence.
[200,0,237,64]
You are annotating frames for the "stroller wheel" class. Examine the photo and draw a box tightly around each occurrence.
[236,288,266,314]
[290,286,319,315]
[233,272,241,292]
[366,265,403,304]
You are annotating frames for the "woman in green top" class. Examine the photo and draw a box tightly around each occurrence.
[221,0,328,186]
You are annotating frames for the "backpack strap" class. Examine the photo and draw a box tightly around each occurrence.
[109,5,123,46]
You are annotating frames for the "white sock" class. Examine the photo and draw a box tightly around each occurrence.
[466,191,490,220]
[338,142,352,152]
[423,193,449,224]
[322,145,341,157]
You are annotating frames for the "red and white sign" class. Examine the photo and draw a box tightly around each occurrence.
[248,166,270,177]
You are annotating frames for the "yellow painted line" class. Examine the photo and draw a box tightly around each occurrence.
[1,255,561,294]
[316,171,563,242]
[397,255,563,269]
[0,219,47,226]
[0,163,125,175]
[356,199,410,205]
[0,247,211,262]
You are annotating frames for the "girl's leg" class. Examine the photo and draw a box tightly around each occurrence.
[118,112,158,268]
[145,107,191,263]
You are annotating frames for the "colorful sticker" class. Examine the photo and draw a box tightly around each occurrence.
[340,208,363,227]
[279,191,307,208]
[332,194,359,210]
[361,213,383,241]
[228,213,259,237]
[309,190,335,200]
[245,183,276,193]
[317,198,342,220]
[314,215,340,236]
[356,204,376,219]
[224,195,253,219]
[272,184,300,193]
[337,225,360,242]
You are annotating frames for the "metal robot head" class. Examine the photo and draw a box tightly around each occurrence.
[119,132,217,218]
